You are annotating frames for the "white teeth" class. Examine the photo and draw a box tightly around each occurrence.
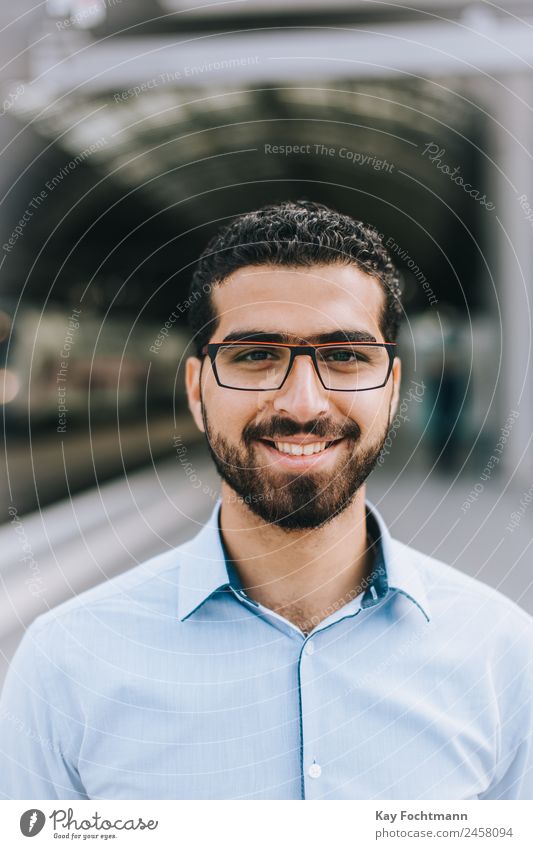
[273,441,328,455]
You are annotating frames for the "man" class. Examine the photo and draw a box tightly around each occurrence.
[1,200,532,800]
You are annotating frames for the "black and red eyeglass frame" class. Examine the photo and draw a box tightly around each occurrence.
[199,340,397,392]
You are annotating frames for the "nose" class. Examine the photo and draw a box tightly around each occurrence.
[272,354,329,420]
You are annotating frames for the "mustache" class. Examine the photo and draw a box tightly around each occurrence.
[244,416,360,443]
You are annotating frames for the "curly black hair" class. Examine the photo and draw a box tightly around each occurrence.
[187,200,403,355]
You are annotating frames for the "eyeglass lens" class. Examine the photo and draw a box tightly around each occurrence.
[214,344,389,390]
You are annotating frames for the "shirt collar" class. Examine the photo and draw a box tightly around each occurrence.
[177,503,232,621]
[364,499,431,621]
[177,497,431,622]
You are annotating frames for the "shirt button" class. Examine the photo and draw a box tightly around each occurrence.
[308,763,322,779]
[304,640,315,656]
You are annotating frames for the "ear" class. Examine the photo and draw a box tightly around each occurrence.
[389,357,402,419]
[185,356,206,433]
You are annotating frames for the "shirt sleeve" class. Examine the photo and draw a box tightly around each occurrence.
[479,612,533,800]
[0,621,88,800]
[478,736,533,799]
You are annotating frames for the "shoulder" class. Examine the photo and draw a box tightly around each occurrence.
[391,536,533,667]
[27,545,184,644]
[394,536,531,616]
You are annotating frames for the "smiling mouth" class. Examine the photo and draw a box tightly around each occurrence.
[258,437,344,456]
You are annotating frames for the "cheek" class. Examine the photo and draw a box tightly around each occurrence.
[340,393,390,431]
[205,382,265,435]
[204,366,267,413]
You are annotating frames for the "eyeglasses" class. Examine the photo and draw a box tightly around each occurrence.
[200,341,396,391]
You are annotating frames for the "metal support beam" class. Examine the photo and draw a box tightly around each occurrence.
[26,16,533,96]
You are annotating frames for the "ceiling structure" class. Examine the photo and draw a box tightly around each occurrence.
[5,76,486,317]
[2,0,519,318]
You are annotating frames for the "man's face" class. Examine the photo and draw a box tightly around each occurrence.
[186,264,401,530]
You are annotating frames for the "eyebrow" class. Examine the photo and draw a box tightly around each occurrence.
[220,329,379,344]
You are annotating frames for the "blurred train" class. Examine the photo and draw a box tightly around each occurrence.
[0,302,191,427]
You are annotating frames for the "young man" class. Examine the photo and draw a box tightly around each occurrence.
[1,201,532,800]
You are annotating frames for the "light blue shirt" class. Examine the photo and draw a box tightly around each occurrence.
[1,498,533,800]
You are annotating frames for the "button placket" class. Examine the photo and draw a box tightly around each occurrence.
[299,636,325,797]
[304,639,315,656]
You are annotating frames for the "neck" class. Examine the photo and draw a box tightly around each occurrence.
[219,482,373,634]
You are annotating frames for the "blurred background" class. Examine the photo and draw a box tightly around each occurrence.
[1,0,532,682]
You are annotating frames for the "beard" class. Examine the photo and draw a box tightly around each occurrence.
[201,402,391,531]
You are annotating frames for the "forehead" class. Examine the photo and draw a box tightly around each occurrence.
[211,264,386,341]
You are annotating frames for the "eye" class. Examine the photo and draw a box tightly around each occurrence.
[328,350,354,361]
[235,348,277,362]
[323,348,370,363]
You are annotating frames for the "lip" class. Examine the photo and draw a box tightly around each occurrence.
[256,437,347,468]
